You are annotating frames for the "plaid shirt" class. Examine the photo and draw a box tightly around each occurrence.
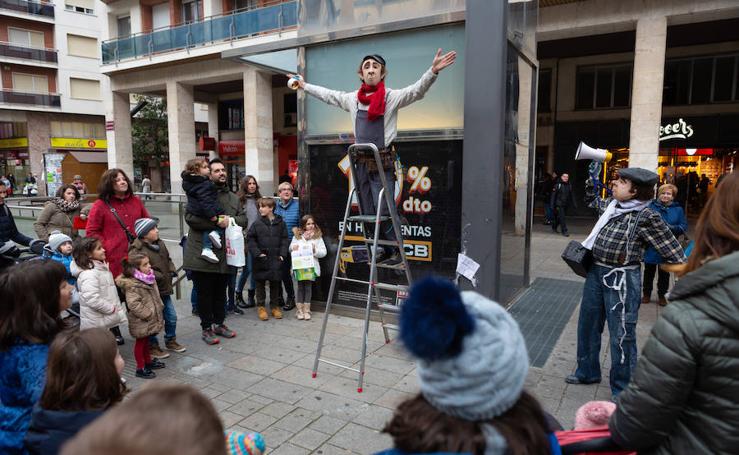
[592,207,685,266]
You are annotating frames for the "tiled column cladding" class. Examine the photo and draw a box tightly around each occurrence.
[26,111,51,197]
[628,16,667,171]
[105,91,134,180]
[243,67,275,195]
[166,81,196,196]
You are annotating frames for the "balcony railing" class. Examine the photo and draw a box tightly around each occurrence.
[0,89,60,107]
[0,0,54,18]
[0,42,57,63]
[101,1,297,65]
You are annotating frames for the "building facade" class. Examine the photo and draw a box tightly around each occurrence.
[0,0,106,196]
[537,0,739,216]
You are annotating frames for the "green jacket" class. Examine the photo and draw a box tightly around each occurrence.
[610,250,739,455]
[182,183,246,274]
[128,238,176,296]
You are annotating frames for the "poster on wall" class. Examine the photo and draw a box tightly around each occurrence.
[44,153,65,197]
[307,140,463,308]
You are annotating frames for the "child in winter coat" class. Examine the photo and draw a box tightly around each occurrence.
[46,231,79,315]
[247,197,288,321]
[181,158,225,264]
[72,237,127,331]
[289,215,327,320]
[25,328,126,455]
[115,253,165,379]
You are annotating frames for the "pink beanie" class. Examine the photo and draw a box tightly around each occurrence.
[574,400,617,430]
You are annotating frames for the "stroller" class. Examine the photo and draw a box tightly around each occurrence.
[557,427,634,455]
[0,239,46,270]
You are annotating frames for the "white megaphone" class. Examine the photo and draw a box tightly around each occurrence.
[575,142,612,163]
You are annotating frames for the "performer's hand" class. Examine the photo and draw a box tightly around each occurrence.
[431,48,456,74]
[286,73,306,89]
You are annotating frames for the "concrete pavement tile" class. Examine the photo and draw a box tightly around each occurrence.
[238,412,279,432]
[206,367,265,391]
[351,405,394,430]
[327,423,393,454]
[272,364,332,388]
[390,374,419,394]
[294,391,367,421]
[339,367,404,389]
[563,383,598,401]
[227,398,269,417]
[248,394,276,405]
[228,355,290,376]
[315,444,358,455]
[219,410,245,428]
[253,347,308,365]
[289,428,332,451]
[248,378,313,405]
[361,355,415,375]
[216,388,250,405]
[199,386,224,399]
[318,376,386,403]
[261,426,296,447]
[207,382,231,392]
[272,408,321,432]
[269,443,310,455]
[292,354,345,375]
[373,389,414,410]
[308,415,349,435]
[210,398,233,412]
[260,401,297,420]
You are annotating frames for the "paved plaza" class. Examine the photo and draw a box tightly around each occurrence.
[12,204,667,454]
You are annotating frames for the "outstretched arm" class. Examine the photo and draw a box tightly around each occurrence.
[393,48,457,109]
[288,74,353,112]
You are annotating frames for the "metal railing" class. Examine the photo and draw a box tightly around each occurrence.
[0,0,54,17]
[0,41,57,63]
[0,89,60,107]
[101,0,297,64]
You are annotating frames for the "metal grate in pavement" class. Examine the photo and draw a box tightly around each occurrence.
[508,277,583,368]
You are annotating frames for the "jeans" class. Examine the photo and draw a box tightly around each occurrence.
[281,253,295,299]
[235,253,255,293]
[192,271,227,330]
[202,228,222,250]
[575,264,641,396]
[190,283,198,312]
[149,295,177,346]
[544,204,554,222]
[642,263,669,297]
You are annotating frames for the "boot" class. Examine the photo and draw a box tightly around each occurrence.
[303,303,311,320]
[271,306,283,319]
[282,295,296,311]
[641,293,651,304]
[235,292,248,309]
[296,303,305,320]
[657,295,668,307]
[257,306,269,321]
[247,289,256,308]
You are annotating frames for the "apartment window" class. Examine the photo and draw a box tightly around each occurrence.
[218,100,244,130]
[152,3,170,29]
[234,0,259,10]
[537,68,552,113]
[65,0,94,14]
[663,54,739,105]
[8,28,45,48]
[575,64,632,110]
[117,16,131,37]
[284,93,297,127]
[51,121,105,138]
[182,0,202,23]
[67,34,98,58]
[69,78,101,100]
[12,73,48,93]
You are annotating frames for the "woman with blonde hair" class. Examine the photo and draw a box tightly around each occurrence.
[609,172,739,454]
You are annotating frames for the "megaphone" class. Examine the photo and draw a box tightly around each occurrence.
[575,142,612,162]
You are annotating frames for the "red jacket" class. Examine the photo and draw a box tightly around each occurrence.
[86,194,150,278]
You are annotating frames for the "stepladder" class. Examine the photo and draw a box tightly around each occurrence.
[312,143,413,393]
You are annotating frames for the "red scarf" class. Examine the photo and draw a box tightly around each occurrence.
[357,81,386,122]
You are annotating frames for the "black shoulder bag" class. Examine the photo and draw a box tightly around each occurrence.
[103,200,136,244]
[561,240,592,278]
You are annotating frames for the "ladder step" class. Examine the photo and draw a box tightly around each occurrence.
[336,276,370,285]
[378,303,401,313]
[382,323,400,331]
[373,282,409,292]
[347,215,390,223]
[376,261,406,270]
[362,239,400,246]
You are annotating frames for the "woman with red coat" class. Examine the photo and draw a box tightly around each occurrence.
[86,169,150,345]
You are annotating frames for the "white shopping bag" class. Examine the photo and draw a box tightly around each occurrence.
[225,219,245,267]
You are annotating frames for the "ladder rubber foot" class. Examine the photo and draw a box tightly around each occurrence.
[357,387,363,393]
[312,373,317,378]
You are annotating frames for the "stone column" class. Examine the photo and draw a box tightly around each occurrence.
[105,90,134,181]
[628,16,667,171]
[243,67,274,195]
[26,111,50,196]
[166,81,196,195]
[207,102,219,141]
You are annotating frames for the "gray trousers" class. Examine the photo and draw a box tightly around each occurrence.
[353,162,397,250]
[295,280,313,303]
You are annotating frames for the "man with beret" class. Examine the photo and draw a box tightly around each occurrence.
[567,167,685,398]
[291,50,456,265]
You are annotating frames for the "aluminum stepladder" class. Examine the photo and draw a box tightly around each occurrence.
[312,143,413,393]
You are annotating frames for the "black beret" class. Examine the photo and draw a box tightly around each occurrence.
[361,54,386,66]
[618,168,659,186]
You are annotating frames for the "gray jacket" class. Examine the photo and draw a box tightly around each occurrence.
[609,250,739,455]
[183,183,246,274]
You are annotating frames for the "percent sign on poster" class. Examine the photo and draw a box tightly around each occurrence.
[403,166,432,214]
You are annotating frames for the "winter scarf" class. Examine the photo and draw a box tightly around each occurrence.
[53,197,80,213]
[134,269,156,285]
[357,81,386,121]
[582,199,649,250]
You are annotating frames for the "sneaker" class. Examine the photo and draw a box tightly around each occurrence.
[282,296,296,311]
[149,344,170,359]
[146,358,166,370]
[232,306,244,315]
[563,232,570,237]
[200,248,219,263]
[235,292,249,309]
[213,324,236,338]
[165,338,187,353]
[202,329,220,345]
[271,307,283,319]
[136,368,156,379]
[257,306,269,321]
[208,231,222,249]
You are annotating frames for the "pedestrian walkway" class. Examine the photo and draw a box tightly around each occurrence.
[11,204,668,452]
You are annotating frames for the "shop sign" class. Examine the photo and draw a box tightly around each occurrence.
[50,138,107,149]
[218,141,245,156]
[659,118,694,141]
[0,137,29,149]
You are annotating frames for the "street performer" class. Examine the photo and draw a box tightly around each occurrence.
[291,49,456,265]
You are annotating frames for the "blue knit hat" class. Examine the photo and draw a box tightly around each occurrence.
[400,276,530,422]
[134,218,158,239]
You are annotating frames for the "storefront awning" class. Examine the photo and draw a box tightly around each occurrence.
[69,151,107,163]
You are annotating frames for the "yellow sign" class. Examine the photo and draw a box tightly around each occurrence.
[0,137,28,149]
[50,138,107,149]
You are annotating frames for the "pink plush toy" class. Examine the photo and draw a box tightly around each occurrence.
[574,400,617,430]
